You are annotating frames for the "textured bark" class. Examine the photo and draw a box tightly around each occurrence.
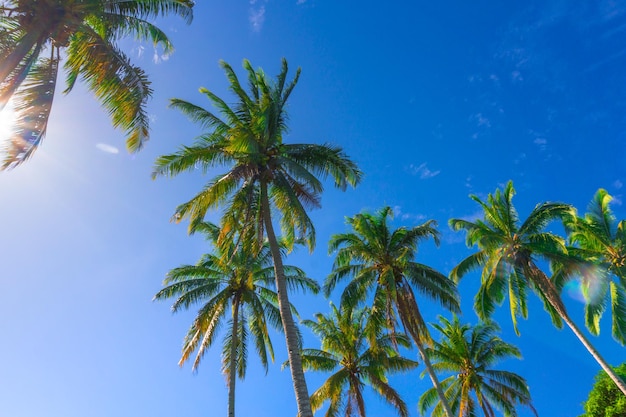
[227,298,240,417]
[260,183,313,417]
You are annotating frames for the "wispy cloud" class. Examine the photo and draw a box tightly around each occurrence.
[96,143,119,154]
[249,1,266,32]
[472,112,491,128]
[533,137,548,150]
[406,163,441,179]
[613,179,623,190]
[393,205,427,222]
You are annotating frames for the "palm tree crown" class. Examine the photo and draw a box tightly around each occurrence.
[0,0,194,168]
[153,58,361,250]
[562,188,626,345]
[298,303,418,417]
[449,180,573,332]
[450,181,626,396]
[418,316,537,417]
[153,222,319,417]
[325,206,460,417]
[153,59,361,417]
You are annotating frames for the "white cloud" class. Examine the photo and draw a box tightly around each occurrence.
[296,0,307,4]
[406,163,441,179]
[393,206,426,222]
[96,143,119,154]
[249,5,266,32]
[472,112,491,128]
[533,137,548,151]
[613,179,623,190]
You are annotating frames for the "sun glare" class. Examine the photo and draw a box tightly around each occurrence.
[0,103,16,143]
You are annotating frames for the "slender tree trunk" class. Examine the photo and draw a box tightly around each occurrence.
[228,298,240,417]
[561,312,626,395]
[396,283,454,417]
[529,263,626,397]
[260,183,313,417]
[413,339,455,417]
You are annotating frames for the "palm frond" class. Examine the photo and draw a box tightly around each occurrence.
[3,55,57,169]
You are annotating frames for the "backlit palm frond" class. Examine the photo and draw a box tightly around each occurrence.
[519,202,574,236]
[64,28,151,153]
[420,316,535,417]
[100,12,173,52]
[3,55,58,169]
[105,0,194,24]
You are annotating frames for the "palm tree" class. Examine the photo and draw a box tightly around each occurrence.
[418,316,537,417]
[449,181,626,396]
[324,206,460,417]
[0,0,194,169]
[152,59,362,417]
[560,189,626,345]
[297,303,418,417]
[153,221,319,417]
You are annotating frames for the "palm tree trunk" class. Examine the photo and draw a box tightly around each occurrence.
[561,312,626,395]
[414,339,455,417]
[396,284,454,417]
[228,298,240,417]
[260,182,313,417]
[529,263,626,396]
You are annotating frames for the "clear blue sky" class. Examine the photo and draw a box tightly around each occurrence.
[1,1,625,416]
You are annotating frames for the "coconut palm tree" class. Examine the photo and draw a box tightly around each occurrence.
[449,181,626,396]
[324,206,460,417]
[0,0,194,168]
[418,316,537,417]
[153,221,319,417]
[297,303,418,417]
[152,59,362,417]
[560,189,626,345]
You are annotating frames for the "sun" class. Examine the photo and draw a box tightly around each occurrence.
[0,103,16,143]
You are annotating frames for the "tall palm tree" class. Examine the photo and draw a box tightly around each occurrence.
[153,221,319,417]
[560,189,626,345]
[0,0,194,169]
[152,59,362,417]
[297,303,418,417]
[324,206,460,417]
[449,181,626,396]
[418,316,537,417]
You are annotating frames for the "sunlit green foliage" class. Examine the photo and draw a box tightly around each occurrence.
[450,181,626,396]
[418,316,536,417]
[580,363,626,417]
[298,303,418,417]
[153,59,361,417]
[154,221,318,417]
[325,206,460,417]
[559,189,626,345]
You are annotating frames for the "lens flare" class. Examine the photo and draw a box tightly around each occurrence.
[564,264,608,304]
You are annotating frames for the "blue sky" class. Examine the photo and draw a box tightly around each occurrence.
[1,1,626,416]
